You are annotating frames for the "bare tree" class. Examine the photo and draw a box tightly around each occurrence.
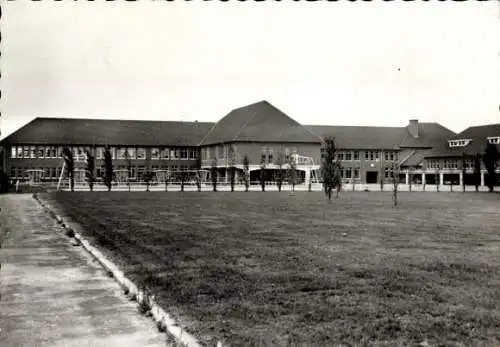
[85,149,95,192]
[462,153,467,193]
[473,154,481,192]
[483,141,500,192]
[260,154,266,192]
[211,157,218,192]
[228,145,236,192]
[180,168,187,192]
[62,147,75,192]
[435,168,440,192]
[391,161,400,206]
[275,150,285,192]
[243,154,250,192]
[103,146,114,192]
[124,149,132,192]
[287,154,297,192]
[320,137,342,201]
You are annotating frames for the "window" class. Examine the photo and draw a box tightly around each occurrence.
[96,147,104,160]
[11,147,16,159]
[463,159,473,170]
[448,139,472,147]
[353,151,360,161]
[10,167,16,178]
[190,148,198,160]
[268,151,273,163]
[337,152,344,161]
[127,147,136,159]
[344,151,352,161]
[487,136,500,144]
[57,146,63,158]
[23,146,30,158]
[30,146,36,159]
[365,151,379,161]
[218,146,224,159]
[161,148,169,160]
[344,168,352,179]
[444,160,458,169]
[427,160,440,169]
[384,151,396,161]
[353,168,360,179]
[16,146,23,158]
[137,148,146,160]
[180,148,188,160]
[151,148,160,160]
[117,147,127,159]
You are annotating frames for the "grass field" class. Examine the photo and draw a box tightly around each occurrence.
[43,191,500,347]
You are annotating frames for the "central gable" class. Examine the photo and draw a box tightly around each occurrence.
[200,101,323,145]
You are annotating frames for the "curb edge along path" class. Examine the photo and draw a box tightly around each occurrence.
[32,194,208,347]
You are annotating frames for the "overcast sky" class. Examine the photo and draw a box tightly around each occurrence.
[1,1,499,140]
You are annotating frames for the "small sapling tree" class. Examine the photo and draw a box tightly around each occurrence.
[85,149,95,192]
[243,154,250,192]
[260,154,266,192]
[462,153,467,193]
[124,149,132,192]
[179,168,187,192]
[211,158,218,192]
[275,150,285,192]
[195,170,202,192]
[228,145,236,192]
[103,146,114,192]
[391,161,400,206]
[287,153,297,192]
[143,170,153,192]
[473,154,481,192]
[483,141,500,192]
[320,137,342,201]
[435,168,440,192]
[62,147,75,192]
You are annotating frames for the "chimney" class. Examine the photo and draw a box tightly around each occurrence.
[408,119,419,138]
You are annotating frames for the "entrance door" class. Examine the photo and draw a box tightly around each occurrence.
[366,171,378,184]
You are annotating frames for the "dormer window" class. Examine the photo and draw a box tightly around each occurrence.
[448,139,472,147]
[487,136,500,145]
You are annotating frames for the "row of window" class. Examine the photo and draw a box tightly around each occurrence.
[487,136,500,144]
[9,146,199,161]
[9,164,194,180]
[428,160,475,170]
[448,139,472,147]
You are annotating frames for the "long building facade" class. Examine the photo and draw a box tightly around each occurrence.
[0,100,499,189]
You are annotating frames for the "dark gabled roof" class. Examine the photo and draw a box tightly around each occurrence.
[399,123,456,148]
[306,122,455,151]
[0,117,215,147]
[199,101,323,146]
[305,125,406,150]
[425,123,500,158]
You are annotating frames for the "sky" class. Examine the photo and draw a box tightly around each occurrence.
[1,1,499,140]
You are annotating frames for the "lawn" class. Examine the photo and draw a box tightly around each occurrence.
[42,191,500,347]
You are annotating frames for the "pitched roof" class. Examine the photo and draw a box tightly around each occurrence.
[306,122,455,150]
[399,149,433,167]
[425,123,500,158]
[305,125,406,150]
[199,101,323,146]
[399,123,455,148]
[0,117,215,147]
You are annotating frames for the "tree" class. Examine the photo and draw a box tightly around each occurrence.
[103,146,114,192]
[473,154,481,192]
[287,153,297,192]
[211,157,218,192]
[461,153,467,193]
[124,149,132,192]
[483,142,500,192]
[275,150,285,192]
[143,170,153,192]
[85,149,95,192]
[0,171,9,194]
[391,161,400,206]
[62,147,75,192]
[320,137,342,201]
[260,154,266,192]
[380,148,385,192]
[435,168,440,192]
[195,170,202,192]
[228,145,236,192]
[180,168,187,192]
[243,154,250,192]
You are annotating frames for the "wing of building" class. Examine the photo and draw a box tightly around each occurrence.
[3,100,496,189]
